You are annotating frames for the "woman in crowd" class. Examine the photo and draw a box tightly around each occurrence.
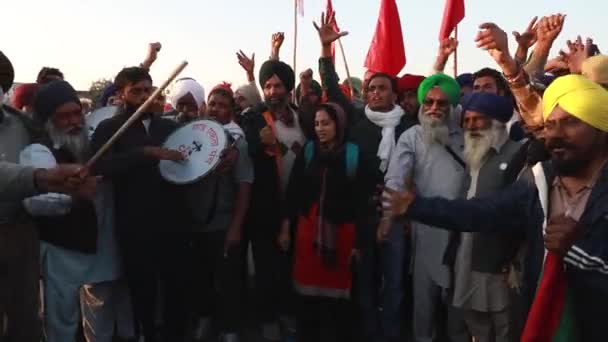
[279,102,372,342]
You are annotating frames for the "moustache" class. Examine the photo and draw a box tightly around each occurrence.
[424,110,444,116]
[65,125,85,135]
[546,138,576,151]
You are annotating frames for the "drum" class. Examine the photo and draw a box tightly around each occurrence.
[85,106,118,138]
[159,119,228,184]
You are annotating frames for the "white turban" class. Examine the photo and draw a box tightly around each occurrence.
[170,78,205,110]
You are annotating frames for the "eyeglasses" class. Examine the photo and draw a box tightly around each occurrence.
[423,98,449,107]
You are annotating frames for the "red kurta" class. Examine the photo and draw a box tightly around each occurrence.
[293,204,356,299]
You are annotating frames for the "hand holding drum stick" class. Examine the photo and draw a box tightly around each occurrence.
[86,61,189,170]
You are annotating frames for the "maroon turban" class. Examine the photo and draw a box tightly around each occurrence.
[11,83,39,110]
[209,82,234,99]
[397,74,426,94]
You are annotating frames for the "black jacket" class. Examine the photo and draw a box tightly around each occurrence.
[33,145,97,253]
[409,161,608,341]
[240,105,289,236]
[320,57,413,247]
[90,113,188,236]
[284,142,374,247]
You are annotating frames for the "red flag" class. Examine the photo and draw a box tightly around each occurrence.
[326,0,340,63]
[364,0,406,77]
[520,252,577,341]
[439,0,465,40]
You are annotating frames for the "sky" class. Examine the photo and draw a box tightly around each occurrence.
[3,0,605,92]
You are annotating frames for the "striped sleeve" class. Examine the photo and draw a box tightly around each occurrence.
[565,244,608,275]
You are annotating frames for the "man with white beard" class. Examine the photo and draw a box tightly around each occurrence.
[453,92,527,342]
[383,73,469,342]
[19,80,124,342]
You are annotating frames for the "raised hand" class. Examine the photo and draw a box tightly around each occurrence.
[476,23,512,66]
[272,32,285,51]
[562,36,587,74]
[438,37,459,58]
[313,11,348,46]
[143,42,162,68]
[299,68,313,85]
[537,14,566,46]
[270,32,285,60]
[237,50,255,75]
[513,16,539,49]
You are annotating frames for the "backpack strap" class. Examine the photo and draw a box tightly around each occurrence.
[304,141,315,169]
[304,141,358,180]
[345,143,359,180]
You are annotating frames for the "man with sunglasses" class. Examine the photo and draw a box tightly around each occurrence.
[90,66,188,341]
[383,73,469,342]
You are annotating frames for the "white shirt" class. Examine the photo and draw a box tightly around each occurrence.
[19,144,72,216]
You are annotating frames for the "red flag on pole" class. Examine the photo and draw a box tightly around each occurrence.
[439,0,465,40]
[326,0,340,63]
[363,0,406,77]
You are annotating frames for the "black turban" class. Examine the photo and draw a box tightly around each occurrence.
[0,51,15,93]
[34,80,81,123]
[259,60,295,92]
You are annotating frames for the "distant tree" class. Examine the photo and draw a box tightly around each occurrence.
[89,78,113,107]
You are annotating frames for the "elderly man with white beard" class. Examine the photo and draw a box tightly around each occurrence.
[454,92,527,342]
[19,80,123,342]
[383,73,469,342]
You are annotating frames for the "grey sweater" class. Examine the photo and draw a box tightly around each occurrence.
[0,107,36,223]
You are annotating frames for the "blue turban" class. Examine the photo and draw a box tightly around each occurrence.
[456,73,474,89]
[461,92,514,123]
[99,84,118,107]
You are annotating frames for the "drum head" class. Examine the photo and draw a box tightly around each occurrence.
[86,106,118,138]
[159,119,228,184]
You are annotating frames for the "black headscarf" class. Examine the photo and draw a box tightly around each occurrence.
[259,60,295,91]
[34,80,81,123]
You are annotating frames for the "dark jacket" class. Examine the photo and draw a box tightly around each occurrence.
[32,145,98,253]
[408,161,608,341]
[319,57,413,247]
[459,139,527,273]
[284,142,374,247]
[240,104,298,237]
[318,57,363,130]
[89,112,188,236]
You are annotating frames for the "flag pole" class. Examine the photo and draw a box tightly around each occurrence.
[293,0,298,103]
[337,39,354,97]
[453,25,458,78]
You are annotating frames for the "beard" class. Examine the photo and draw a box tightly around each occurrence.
[264,95,288,112]
[46,121,89,162]
[419,107,450,146]
[546,138,590,176]
[552,158,588,176]
[464,121,507,171]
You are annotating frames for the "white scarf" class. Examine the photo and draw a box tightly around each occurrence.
[224,121,245,140]
[365,105,405,172]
